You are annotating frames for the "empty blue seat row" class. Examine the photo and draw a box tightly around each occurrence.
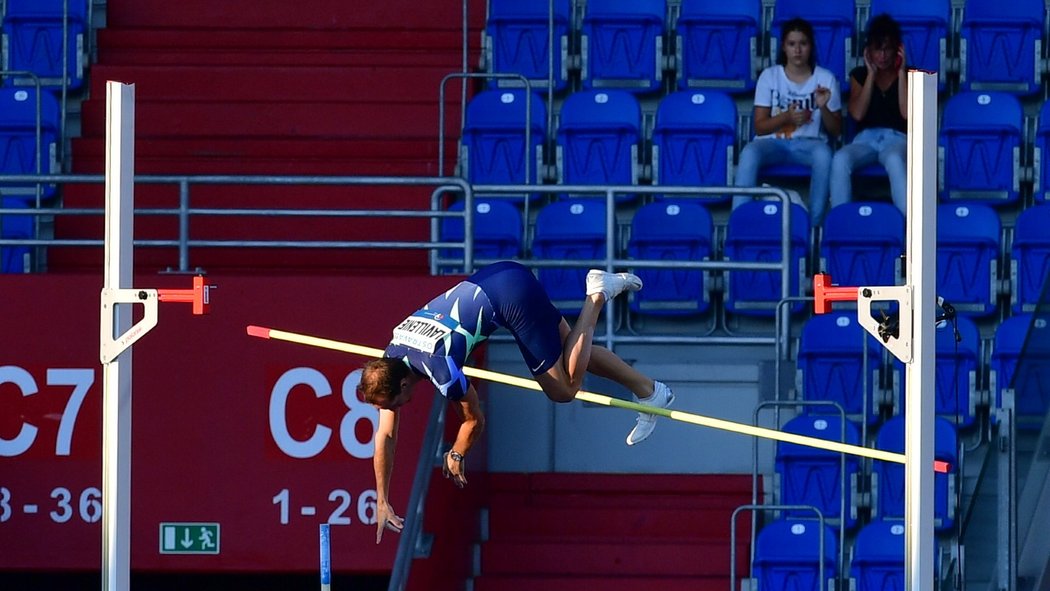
[751,518,839,591]
[2,0,89,90]
[1,197,31,273]
[773,414,959,534]
[797,312,884,426]
[555,88,643,198]
[776,414,862,529]
[440,199,1049,322]
[627,200,713,315]
[439,198,804,316]
[460,87,1043,210]
[893,315,983,428]
[460,88,735,204]
[959,0,1045,95]
[991,313,1050,427]
[826,202,1047,318]
[796,306,1049,427]
[483,0,1045,96]
[871,416,959,529]
[0,86,61,200]
[753,517,939,591]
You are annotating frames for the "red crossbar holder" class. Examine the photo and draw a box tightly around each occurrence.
[157,275,212,315]
[813,273,860,314]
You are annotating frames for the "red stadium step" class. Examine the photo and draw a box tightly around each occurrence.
[78,100,463,139]
[65,0,484,274]
[485,501,742,542]
[71,154,445,176]
[106,0,485,30]
[489,473,755,508]
[480,539,739,577]
[72,138,451,161]
[474,575,728,591]
[473,473,755,590]
[97,29,473,67]
[87,64,467,103]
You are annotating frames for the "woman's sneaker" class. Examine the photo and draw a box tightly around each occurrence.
[586,270,643,301]
[626,381,675,445]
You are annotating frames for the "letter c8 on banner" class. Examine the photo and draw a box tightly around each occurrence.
[268,367,379,459]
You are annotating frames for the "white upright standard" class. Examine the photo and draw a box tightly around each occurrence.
[903,69,937,591]
[98,81,211,591]
[100,81,135,591]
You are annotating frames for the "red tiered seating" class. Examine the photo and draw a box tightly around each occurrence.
[53,0,484,273]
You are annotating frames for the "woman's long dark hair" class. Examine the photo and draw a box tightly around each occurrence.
[865,13,902,50]
[776,17,818,71]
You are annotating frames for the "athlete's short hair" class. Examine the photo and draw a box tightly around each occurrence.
[359,358,411,408]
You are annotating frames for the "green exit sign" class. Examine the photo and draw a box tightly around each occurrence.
[159,523,221,555]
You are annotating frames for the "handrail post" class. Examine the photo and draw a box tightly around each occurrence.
[388,396,447,591]
[178,180,190,273]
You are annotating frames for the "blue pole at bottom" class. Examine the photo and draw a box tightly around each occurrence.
[320,523,331,591]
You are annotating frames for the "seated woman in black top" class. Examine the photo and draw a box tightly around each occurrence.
[830,14,908,214]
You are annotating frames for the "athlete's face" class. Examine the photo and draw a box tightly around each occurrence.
[379,381,414,411]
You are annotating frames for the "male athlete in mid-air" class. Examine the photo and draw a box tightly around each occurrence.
[357,261,675,542]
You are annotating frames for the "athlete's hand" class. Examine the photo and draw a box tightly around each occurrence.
[375,501,404,544]
[443,451,468,488]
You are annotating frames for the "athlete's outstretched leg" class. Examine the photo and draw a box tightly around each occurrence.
[534,270,640,403]
[547,277,676,445]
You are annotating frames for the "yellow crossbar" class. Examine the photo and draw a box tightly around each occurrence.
[247,324,944,469]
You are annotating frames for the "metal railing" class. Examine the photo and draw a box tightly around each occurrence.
[431,182,800,350]
[0,173,473,272]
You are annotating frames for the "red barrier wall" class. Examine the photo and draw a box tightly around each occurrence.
[0,272,475,573]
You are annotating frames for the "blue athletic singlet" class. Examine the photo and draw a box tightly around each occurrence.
[383,261,564,400]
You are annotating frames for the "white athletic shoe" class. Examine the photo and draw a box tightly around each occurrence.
[626,381,675,446]
[586,269,643,301]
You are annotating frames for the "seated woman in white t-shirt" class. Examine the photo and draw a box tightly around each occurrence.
[733,17,842,226]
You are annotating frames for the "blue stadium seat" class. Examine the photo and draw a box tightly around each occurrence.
[531,199,608,314]
[849,520,906,591]
[581,0,666,93]
[0,87,60,200]
[991,314,1050,426]
[1011,204,1050,314]
[483,0,572,91]
[820,202,904,289]
[771,0,856,92]
[724,201,810,316]
[1,0,88,89]
[959,0,1045,95]
[936,203,1001,317]
[461,89,546,203]
[776,414,861,529]
[1035,100,1050,204]
[938,91,1024,204]
[555,89,642,200]
[752,519,838,591]
[1,197,31,273]
[872,415,958,531]
[674,0,761,93]
[439,199,523,271]
[893,315,982,427]
[626,201,713,315]
[651,90,736,203]
[797,311,884,425]
[869,0,951,90]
